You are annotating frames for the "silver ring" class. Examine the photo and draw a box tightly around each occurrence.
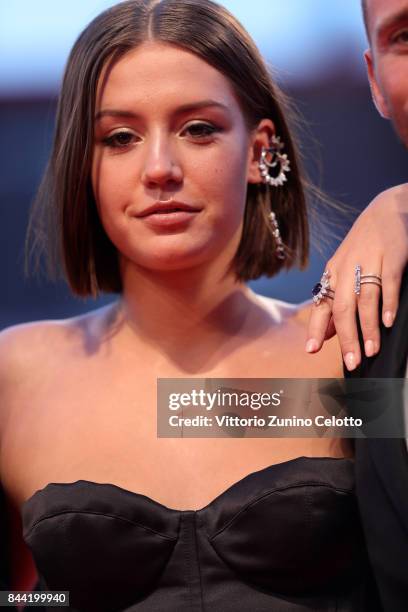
[360,278,382,289]
[355,265,382,295]
[312,270,335,305]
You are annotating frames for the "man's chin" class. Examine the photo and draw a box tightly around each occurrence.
[391,117,408,150]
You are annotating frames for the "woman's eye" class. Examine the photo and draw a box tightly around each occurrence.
[102,131,137,148]
[182,122,219,139]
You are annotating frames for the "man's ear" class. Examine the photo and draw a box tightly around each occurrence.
[247,119,276,184]
[365,48,390,119]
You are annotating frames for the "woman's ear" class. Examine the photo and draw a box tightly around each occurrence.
[365,49,390,119]
[247,119,276,184]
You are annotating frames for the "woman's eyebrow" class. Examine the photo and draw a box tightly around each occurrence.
[94,99,229,121]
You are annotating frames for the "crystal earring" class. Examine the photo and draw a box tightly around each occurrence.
[258,135,289,260]
[268,211,286,260]
[258,135,291,187]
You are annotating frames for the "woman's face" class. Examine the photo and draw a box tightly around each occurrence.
[92,42,264,274]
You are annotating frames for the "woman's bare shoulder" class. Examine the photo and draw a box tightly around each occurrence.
[0,320,63,435]
[250,293,301,323]
[0,319,63,378]
[253,294,343,375]
[260,295,316,327]
[0,303,117,378]
[252,293,312,325]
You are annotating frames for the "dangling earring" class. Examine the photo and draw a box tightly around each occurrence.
[268,211,286,260]
[258,135,290,261]
[258,135,290,187]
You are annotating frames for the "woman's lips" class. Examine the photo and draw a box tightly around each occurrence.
[137,201,201,217]
[137,209,201,229]
[135,201,202,229]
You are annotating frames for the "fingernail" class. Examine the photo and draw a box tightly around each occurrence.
[364,340,375,357]
[306,339,318,353]
[383,311,395,327]
[344,352,356,371]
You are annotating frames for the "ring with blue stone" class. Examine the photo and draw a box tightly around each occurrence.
[312,270,335,305]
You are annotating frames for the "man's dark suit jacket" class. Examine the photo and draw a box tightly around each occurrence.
[346,266,408,611]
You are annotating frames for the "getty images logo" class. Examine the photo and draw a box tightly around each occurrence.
[168,388,283,411]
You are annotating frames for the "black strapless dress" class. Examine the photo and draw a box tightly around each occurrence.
[22,456,381,611]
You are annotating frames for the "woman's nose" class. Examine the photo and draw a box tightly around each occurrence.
[141,136,183,189]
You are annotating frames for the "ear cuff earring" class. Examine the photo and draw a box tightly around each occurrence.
[258,135,291,260]
[259,135,291,187]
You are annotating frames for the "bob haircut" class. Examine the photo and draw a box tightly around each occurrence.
[27,0,310,297]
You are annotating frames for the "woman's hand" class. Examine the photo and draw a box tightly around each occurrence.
[306,183,408,371]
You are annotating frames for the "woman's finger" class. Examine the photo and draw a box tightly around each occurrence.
[324,315,336,340]
[330,271,362,371]
[380,261,403,327]
[306,299,333,353]
[356,278,381,357]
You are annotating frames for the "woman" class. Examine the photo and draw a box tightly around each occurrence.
[0,0,405,609]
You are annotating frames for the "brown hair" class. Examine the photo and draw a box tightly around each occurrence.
[27,0,310,297]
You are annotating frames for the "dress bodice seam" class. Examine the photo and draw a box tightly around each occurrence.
[208,481,354,540]
[23,508,179,541]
